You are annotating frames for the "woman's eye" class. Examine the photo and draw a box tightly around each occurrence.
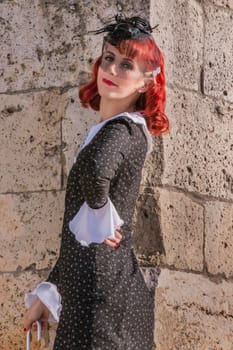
[104,55,114,62]
[121,62,133,70]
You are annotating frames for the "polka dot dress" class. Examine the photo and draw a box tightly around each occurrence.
[47,116,154,349]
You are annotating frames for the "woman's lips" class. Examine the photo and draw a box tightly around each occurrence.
[102,78,117,86]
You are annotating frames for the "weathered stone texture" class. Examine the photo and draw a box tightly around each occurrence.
[61,88,98,178]
[150,0,203,91]
[0,0,90,91]
[0,90,69,193]
[158,188,204,271]
[0,191,64,271]
[204,3,233,103]
[155,269,233,350]
[205,200,233,277]
[210,0,233,9]
[163,87,233,200]
[0,0,149,92]
[0,271,56,350]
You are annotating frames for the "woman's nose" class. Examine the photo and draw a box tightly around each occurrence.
[108,62,118,76]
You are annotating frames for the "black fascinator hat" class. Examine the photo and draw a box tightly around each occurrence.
[89,14,158,46]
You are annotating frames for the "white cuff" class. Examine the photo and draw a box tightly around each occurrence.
[69,197,124,246]
[25,282,62,324]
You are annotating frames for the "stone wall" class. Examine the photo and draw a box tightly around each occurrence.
[0,0,232,349]
[134,1,233,349]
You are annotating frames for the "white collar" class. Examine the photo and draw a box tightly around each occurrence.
[74,112,152,162]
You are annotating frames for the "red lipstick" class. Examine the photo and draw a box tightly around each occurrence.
[102,78,117,86]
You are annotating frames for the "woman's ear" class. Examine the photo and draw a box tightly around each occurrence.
[138,86,147,93]
[137,80,152,93]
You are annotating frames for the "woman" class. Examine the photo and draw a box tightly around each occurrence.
[24,15,169,350]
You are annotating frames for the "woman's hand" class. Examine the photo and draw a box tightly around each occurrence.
[104,227,122,248]
[23,297,49,332]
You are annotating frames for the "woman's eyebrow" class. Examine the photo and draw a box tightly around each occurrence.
[104,50,133,63]
[122,57,133,63]
[104,50,115,55]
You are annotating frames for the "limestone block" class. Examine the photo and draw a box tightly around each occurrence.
[204,3,233,103]
[163,87,233,200]
[61,88,98,180]
[0,190,65,271]
[0,0,149,92]
[155,269,233,350]
[210,0,233,9]
[0,271,56,350]
[0,90,69,193]
[150,0,203,91]
[158,188,204,271]
[205,200,233,277]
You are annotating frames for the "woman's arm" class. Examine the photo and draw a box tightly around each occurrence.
[46,256,61,288]
[69,118,133,246]
[24,250,62,327]
[24,281,62,330]
[24,297,49,331]
[78,118,132,208]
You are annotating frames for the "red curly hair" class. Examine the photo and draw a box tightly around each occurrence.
[79,37,169,136]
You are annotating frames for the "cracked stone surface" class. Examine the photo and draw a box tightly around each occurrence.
[155,269,233,350]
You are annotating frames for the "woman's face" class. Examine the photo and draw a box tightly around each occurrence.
[97,43,147,102]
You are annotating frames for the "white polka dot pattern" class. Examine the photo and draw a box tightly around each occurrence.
[47,116,154,349]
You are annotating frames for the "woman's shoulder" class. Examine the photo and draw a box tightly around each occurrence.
[109,113,153,153]
[103,112,146,134]
[97,112,152,154]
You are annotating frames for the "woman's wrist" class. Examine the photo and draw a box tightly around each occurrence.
[35,297,49,313]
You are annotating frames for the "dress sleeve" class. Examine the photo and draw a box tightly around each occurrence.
[77,118,132,209]
[46,256,61,287]
[69,118,133,246]
[25,282,62,324]
[69,196,124,246]
[25,257,62,324]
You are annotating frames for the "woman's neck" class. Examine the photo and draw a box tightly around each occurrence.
[99,97,137,122]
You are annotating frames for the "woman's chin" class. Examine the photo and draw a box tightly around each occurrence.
[99,91,122,100]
